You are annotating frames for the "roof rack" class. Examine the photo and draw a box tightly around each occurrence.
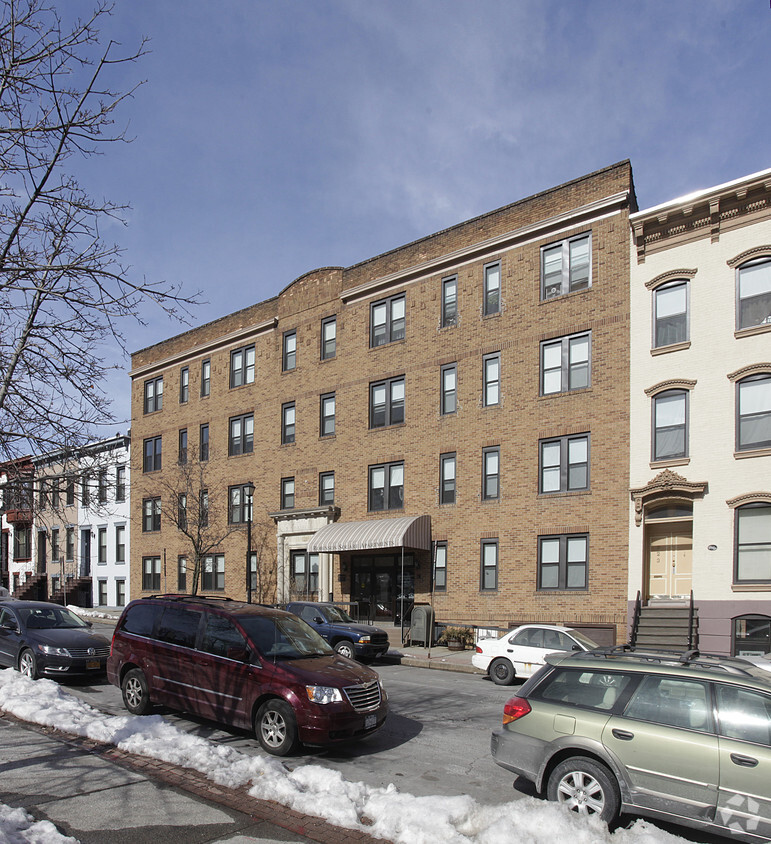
[581,645,756,676]
[143,594,234,603]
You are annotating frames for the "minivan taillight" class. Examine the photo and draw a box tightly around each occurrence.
[502,696,531,725]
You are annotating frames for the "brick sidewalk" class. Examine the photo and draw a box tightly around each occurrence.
[2,711,391,844]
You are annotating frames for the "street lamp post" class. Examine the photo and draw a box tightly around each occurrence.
[245,481,255,603]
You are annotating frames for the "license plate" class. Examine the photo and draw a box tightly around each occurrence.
[86,660,100,670]
[364,714,377,729]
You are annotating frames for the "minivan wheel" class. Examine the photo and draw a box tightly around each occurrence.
[334,640,356,660]
[490,658,515,685]
[19,649,38,680]
[255,699,299,756]
[122,668,152,715]
[547,756,620,824]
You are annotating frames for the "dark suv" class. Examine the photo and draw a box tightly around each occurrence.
[491,647,771,842]
[285,602,390,661]
[107,595,388,756]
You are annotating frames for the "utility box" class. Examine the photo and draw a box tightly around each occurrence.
[410,604,435,646]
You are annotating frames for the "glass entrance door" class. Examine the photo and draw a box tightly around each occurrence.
[351,554,414,624]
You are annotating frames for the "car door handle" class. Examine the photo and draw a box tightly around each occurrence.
[730,753,758,768]
[612,729,634,741]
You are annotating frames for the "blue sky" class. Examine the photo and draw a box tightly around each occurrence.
[81,0,771,430]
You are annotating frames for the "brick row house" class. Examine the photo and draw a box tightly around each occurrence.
[130,161,636,644]
[629,167,771,656]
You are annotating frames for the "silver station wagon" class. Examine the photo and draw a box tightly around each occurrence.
[491,647,771,842]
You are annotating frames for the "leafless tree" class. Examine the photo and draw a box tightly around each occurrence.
[0,0,200,463]
[156,451,276,600]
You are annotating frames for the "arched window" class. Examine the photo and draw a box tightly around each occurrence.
[735,502,771,584]
[652,389,688,461]
[737,373,771,452]
[737,257,771,331]
[653,279,689,348]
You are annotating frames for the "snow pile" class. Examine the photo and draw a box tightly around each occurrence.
[0,803,77,844]
[0,671,685,844]
[66,605,117,622]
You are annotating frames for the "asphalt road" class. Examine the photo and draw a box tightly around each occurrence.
[64,622,529,807]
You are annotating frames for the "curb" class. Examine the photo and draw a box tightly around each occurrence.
[1,711,390,844]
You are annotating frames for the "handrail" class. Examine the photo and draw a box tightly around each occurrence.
[629,590,642,647]
[688,589,696,650]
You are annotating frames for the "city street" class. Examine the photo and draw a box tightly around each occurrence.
[64,622,528,808]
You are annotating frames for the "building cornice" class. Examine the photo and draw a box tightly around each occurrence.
[130,318,278,379]
[340,191,630,304]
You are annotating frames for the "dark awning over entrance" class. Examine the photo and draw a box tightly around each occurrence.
[306,515,431,554]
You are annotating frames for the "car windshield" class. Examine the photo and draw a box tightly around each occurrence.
[322,605,355,623]
[19,606,89,630]
[239,614,334,659]
[568,630,600,650]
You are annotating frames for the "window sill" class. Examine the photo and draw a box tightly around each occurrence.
[732,583,771,592]
[368,422,406,432]
[370,337,407,351]
[539,387,592,400]
[650,458,690,470]
[538,489,591,499]
[539,286,593,305]
[735,323,771,339]
[735,447,771,459]
[281,441,296,448]
[651,341,691,356]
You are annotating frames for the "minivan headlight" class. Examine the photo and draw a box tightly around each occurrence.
[38,645,71,657]
[306,685,343,704]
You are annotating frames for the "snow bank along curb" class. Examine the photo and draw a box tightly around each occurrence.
[0,671,685,844]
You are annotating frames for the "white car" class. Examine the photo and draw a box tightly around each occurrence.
[472,623,599,685]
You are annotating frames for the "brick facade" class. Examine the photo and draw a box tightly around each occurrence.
[130,161,636,641]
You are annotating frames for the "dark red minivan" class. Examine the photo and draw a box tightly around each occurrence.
[107,595,388,755]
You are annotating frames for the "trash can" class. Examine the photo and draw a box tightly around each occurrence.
[410,604,435,646]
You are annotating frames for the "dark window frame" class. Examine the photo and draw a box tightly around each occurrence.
[370,293,406,348]
[480,538,498,591]
[142,497,161,533]
[483,261,501,316]
[201,553,225,591]
[142,556,161,591]
[144,376,163,414]
[143,436,162,473]
[229,413,254,456]
[283,330,297,372]
[541,232,592,300]
[483,352,500,407]
[200,358,211,397]
[321,316,336,360]
[368,461,404,512]
[320,392,335,437]
[441,363,457,415]
[230,344,255,388]
[440,452,456,505]
[539,433,590,494]
[653,280,689,348]
[179,366,189,403]
[370,376,405,428]
[434,541,447,591]
[441,275,458,327]
[734,502,771,584]
[540,331,591,395]
[737,256,771,331]
[482,446,500,501]
[737,373,771,452]
[199,423,209,461]
[652,389,688,461]
[228,483,254,524]
[281,401,296,445]
[538,533,589,591]
[281,477,295,510]
[319,471,335,505]
[178,428,188,464]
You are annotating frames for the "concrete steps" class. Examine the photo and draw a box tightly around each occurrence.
[633,604,698,651]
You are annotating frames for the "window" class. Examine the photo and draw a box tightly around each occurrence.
[483,353,500,407]
[370,294,405,347]
[290,550,319,599]
[482,447,499,501]
[98,470,108,503]
[66,476,75,505]
[200,489,209,527]
[199,423,209,461]
[434,542,447,591]
[282,402,296,444]
[541,332,590,395]
[734,615,771,657]
[142,556,161,591]
[177,556,187,591]
[13,526,30,560]
[202,615,246,657]
[737,257,771,330]
[716,684,771,745]
[481,539,498,590]
[735,503,771,583]
[142,497,161,532]
[51,528,59,561]
[97,580,108,606]
[654,280,689,347]
[115,466,126,502]
[228,483,254,524]
[202,554,225,591]
[144,376,163,413]
[483,262,501,316]
[441,364,457,415]
[230,344,255,388]
[320,393,335,437]
[37,479,47,509]
[229,413,254,456]
[81,475,90,506]
[321,316,336,360]
[97,528,107,564]
[319,472,335,505]
[653,390,687,461]
[737,374,771,451]
[179,366,189,403]
[538,534,588,590]
[115,525,125,563]
[540,434,589,493]
[65,527,74,560]
[441,276,457,327]
[178,428,188,463]
[201,358,211,397]
[369,461,404,511]
[370,376,405,428]
[50,478,60,508]
[440,453,456,504]
[116,579,126,607]
[283,330,296,371]
[143,436,162,472]
[281,477,295,510]
[541,233,591,299]
[626,675,711,731]
[177,493,187,530]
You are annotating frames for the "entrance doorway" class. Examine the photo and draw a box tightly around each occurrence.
[646,507,693,599]
[350,553,414,624]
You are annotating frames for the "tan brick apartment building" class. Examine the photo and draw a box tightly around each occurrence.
[130,161,636,642]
